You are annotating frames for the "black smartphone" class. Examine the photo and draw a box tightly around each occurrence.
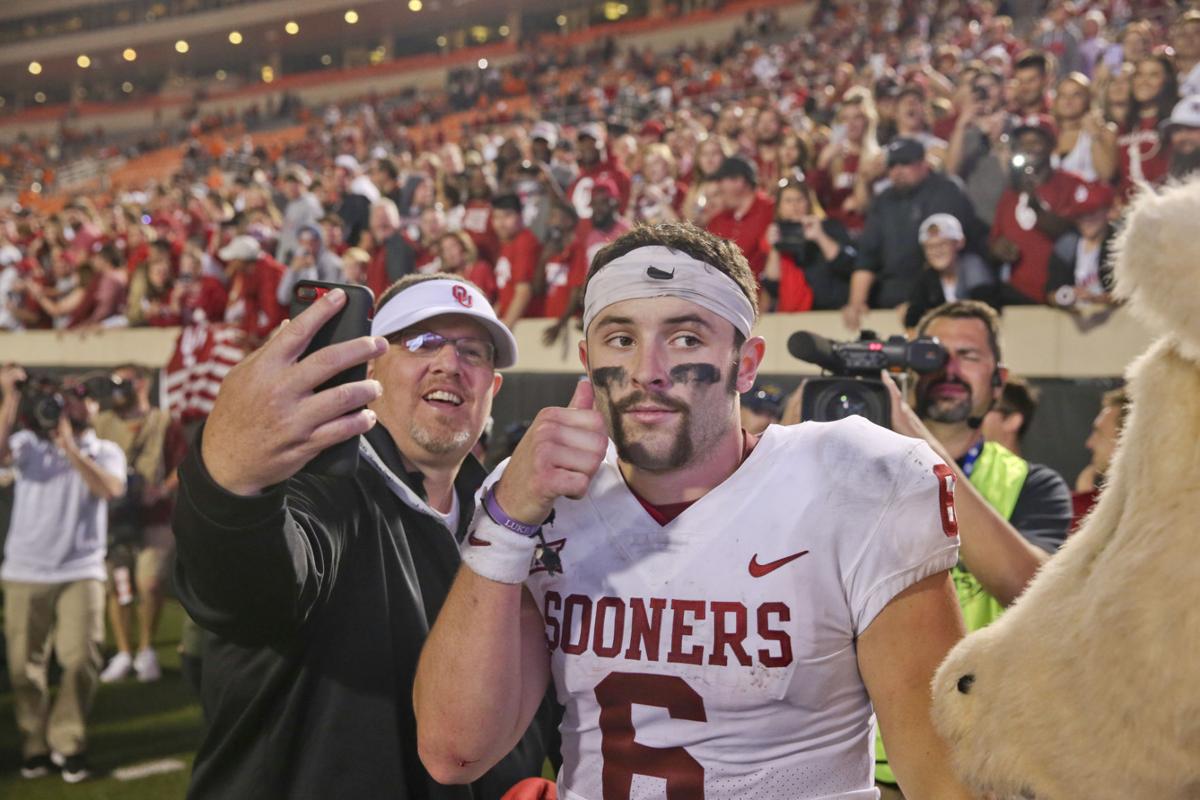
[775,220,808,259]
[289,280,376,476]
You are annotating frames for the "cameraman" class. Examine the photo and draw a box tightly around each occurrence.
[875,300,1071,795]
[94,365,188,684]
[0,366,126,783]
[888,301,1071,615]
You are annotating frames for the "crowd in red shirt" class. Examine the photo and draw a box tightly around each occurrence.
[0,0,1194,345]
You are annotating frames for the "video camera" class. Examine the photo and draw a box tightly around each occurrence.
[16,372,134,435]
[788,330,947,428]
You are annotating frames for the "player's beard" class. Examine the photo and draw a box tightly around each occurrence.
[918,377,974,424]
[601,362,739,473]
[608,390,694,472]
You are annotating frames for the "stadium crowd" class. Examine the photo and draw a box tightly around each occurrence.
[0,0,1195,348]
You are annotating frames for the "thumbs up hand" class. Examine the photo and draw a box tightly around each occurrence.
[492,377,609,526]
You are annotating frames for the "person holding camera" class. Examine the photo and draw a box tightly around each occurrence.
[873,300,1072,796]
[171,276,553,799]
[93,365,188,685]
[890,301,1071,618]
[989,114,1089,304]
[0,366,126,783]
[946,67,1013,227]
[760,175,856,312]
[275,224,345,310]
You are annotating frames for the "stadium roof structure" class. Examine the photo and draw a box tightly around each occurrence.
[1,0,607,111]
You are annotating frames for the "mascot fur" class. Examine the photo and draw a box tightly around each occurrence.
[931,179,1200,799]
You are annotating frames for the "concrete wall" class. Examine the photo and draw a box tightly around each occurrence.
[0,306,1153,378]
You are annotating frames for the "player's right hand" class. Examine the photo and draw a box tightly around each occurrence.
[201,287,387,496]
[493,378,608,525]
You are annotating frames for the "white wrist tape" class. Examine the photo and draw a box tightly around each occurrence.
[460,513,538,584]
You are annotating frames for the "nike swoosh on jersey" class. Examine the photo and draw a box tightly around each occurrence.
[748,550,810,578]
[467,533,492,547]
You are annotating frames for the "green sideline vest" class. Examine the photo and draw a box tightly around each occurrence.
[875,441,1028,786]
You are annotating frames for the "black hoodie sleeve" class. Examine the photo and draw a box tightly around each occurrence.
[173,436,356,645]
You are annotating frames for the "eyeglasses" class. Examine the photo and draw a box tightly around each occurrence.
[389,331,495,367]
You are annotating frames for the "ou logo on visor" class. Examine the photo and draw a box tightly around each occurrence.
[452,284,473,308]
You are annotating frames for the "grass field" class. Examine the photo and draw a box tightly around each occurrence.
[0,600,202,799]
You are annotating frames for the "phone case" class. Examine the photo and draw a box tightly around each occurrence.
[290,280,376,476]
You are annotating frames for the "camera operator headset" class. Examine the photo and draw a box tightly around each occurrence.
[873,300,1072,790]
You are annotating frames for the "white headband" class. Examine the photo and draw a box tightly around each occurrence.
[582,246,755,337]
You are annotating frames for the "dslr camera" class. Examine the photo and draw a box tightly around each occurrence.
[17,373,132,436]
[773,221,809,261]
[18,375,82,436]
[788,330,947,428]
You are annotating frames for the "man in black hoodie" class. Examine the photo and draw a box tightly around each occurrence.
[174,274,554,799]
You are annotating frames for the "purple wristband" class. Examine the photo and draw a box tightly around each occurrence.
[483,485,543,538]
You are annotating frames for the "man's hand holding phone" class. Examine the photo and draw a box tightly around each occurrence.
[201,287,386,496]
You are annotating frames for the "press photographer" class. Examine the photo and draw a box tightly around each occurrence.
[93,365,188,685]
[0,365,126,784]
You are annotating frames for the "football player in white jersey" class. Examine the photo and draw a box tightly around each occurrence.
[415,223,977,799]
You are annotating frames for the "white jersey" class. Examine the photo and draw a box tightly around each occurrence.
[504,417,959,800]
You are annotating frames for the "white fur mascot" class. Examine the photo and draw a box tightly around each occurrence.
[930,179,1200,799]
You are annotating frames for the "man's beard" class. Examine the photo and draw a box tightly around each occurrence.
[410,417,472,456]
[918,378,975,424]
[1169,147,1200,179]
[607,390,694,473]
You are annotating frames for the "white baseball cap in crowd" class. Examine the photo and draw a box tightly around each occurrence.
[1163,95,1200,134]
[218,235,263,262]
[370,277,519,368]
[531,121,559,147]
[919,213,965,244]
[334,154,362,172]
[577,122,606,144]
